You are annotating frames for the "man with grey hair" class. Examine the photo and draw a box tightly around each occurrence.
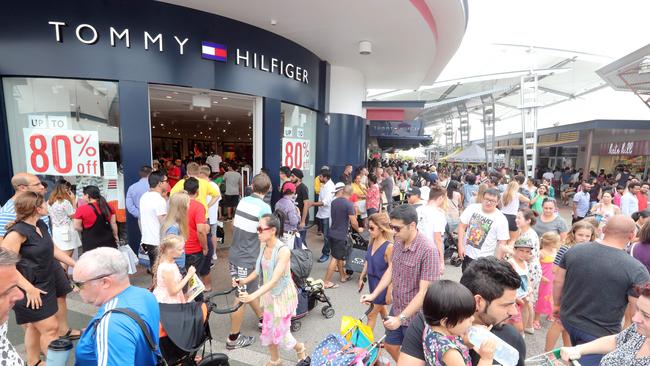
[73,247,160,365]
[0,248,25,365]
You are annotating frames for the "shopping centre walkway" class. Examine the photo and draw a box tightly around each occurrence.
[7,208,575,365]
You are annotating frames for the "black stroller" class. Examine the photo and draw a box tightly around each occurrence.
[159,287,242,365]
[290,233,336,332]
[444,223,462,267]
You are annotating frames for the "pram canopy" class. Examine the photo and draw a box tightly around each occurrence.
[291,237,313,284]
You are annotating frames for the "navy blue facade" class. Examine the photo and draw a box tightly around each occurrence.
[316,113,367,181]
[262,98,282,207]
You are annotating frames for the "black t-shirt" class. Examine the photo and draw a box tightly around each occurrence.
[295,182,309,223]
[401,313,526,366]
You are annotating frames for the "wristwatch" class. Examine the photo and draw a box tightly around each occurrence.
[398,313,407,324]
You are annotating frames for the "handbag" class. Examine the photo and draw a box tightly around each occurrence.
[118,242,138,274]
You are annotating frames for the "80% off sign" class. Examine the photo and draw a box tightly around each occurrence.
[23,129,100,176]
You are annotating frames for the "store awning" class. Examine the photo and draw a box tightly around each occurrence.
[441,143,486,163]
[376,136,433,151]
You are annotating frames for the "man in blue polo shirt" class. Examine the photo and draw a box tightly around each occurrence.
[74,247,160,366]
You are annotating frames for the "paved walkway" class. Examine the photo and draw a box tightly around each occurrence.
[8,207,575,365]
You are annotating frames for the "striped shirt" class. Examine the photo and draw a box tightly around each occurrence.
[391,231,439,326]
[0,199,50,238]
[228,195,271,268]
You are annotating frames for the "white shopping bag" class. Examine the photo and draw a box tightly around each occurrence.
[118,242,139,275]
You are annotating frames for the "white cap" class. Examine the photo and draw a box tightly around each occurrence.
[334,182,346,192]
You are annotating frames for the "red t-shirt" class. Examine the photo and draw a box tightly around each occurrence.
[74,202,115,229]
[185,199,206,254]
[167,166,181,189]
[638,192,648,211]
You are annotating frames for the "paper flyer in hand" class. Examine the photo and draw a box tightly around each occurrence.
[186,273,205,302]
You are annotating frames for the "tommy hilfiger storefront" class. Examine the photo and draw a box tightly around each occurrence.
[0,1,367,245]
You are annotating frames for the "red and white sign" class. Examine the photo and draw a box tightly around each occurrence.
[23,129,100,176]
[282,138,310,171]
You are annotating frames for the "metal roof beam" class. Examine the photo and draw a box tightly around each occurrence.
[538,86,575,98]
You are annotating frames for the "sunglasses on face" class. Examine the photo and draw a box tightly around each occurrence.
[390,224,405,233]
[368,225,378,232]
[71,272,114,290]
[257,226,273,234]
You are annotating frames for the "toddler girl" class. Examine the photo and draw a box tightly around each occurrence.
[508,239,533,334]
[544,221,596,352]
[422,280,495,366]
[533,232,561,329]
[153,235,196,304]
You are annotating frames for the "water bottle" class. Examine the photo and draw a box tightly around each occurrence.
[46,338,73,366]
[467,326,519,366]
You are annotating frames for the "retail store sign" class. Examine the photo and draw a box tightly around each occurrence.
[282,138,310,171]
[599,141,650,156]
[235,49,309,84]
[23,129,100,176]
[28,115,68,129]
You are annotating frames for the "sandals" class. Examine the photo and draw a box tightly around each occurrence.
[324,283,339,289]
[60,328,83,340]
[295,343,307,360]
[265,359,283,366]
[533,321,542,330]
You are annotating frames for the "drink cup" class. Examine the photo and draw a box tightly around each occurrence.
[46,338,73,366]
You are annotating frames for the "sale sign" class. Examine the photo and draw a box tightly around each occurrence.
[23,129,100,176]
[282,138,310,171]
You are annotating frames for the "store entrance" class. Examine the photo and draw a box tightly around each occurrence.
[149,85,255,175]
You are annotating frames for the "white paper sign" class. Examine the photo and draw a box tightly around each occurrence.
[28,114,68,129]
[23,128,100,176]
[283,127,293,137]
[297,128,304,138]
[103,162,118,179]
[282,138,310,171]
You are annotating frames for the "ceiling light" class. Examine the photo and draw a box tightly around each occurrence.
[200,131,203,134]
[165,95,172,99]
[215,117,219,122]
[227,121,231,125]
[173,91,179,95]
[640,56,650,74]
[359,41,372,55]
[247,111,252,117]
[193,134,197,137]
[160,123,164,126]
[222,97,229,100]
[70,103,75,107]
[208,127,212,130]
[223,129,226,133]
[212,101,218,104]
[152,126,155,129]
[203,114,207,120]
[271,19,277,26]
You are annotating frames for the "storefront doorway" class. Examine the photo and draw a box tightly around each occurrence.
[148,85,258,176]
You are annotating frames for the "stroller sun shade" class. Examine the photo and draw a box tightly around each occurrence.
[160,302,209,352]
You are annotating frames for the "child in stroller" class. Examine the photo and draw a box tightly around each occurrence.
[159,287,242,365]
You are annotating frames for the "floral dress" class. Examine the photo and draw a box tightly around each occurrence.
[517,228,542,304]
[600,324,650,365]
[0,321,24,365]
[422,326,471,366]
[259,251,299,350]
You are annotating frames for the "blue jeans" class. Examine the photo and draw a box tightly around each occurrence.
[299,229,308,247]
[562,320,604,366]
[320,218,330,256]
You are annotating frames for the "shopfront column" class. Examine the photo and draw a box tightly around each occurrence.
[582,129,594,176]
[119,80,152,251]
[263,98,282,206]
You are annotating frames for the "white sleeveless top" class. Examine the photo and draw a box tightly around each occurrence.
[501,192,520,215]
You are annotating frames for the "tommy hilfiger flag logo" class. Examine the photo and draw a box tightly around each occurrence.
[201,41,227,62]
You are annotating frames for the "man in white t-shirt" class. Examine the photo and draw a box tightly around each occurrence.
[206,152,222,174]
[200,165,221,291]
[139,171,169,272]
[457,188,509,272]
[416,186,447,275]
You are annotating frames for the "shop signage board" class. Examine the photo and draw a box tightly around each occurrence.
[599,141,650,156]
[282,138,310,171]
[23,129,100,176]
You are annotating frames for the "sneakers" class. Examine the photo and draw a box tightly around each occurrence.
[317,254,330,263]
[226,334,255,350]
[212,252,218,260]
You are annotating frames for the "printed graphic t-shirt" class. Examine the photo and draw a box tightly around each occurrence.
[460,203,509,259]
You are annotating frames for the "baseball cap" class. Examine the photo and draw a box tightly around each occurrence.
[291,168,304,179]
[282,182,296,193]
[334,182,346,192]
[406,187,421,197]
[513,239,534,249]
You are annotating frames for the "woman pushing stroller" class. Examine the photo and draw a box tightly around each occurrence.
[235,210,308,365]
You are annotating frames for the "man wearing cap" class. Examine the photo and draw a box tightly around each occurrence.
[324,184,362,289]
[291,168,310,246]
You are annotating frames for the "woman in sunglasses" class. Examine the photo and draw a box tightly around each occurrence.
[236,210,307,365]
[0,191,75,366]
[358,213,394,329]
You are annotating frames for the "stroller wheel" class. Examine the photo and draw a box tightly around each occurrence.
[345,269,354,276]
[321,305,335,319]
[290,320,302,332]
[451,257,462,267]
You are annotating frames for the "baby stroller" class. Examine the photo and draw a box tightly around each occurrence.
[159,287,243,365]
[444,223,462,267]
[345,230,369,275]
[525,349,580,365]
[290,234,335,332]
[300,304,386,366]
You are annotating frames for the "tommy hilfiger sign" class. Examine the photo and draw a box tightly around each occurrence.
[47,21,310,84]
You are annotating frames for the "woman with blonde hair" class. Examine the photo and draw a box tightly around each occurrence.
[161,191,190,268]
[472,183,489,205]
[48,181,81,269]
[1,192,76,365]
[501,180,531,242]
[358,212,394,329]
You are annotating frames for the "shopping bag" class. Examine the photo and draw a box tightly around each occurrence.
[340,316,374,342]
[345,245,366,273]
[138,245,151,269]
[118,243,138,274]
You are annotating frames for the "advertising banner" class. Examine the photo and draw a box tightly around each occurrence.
[23,128,100,176]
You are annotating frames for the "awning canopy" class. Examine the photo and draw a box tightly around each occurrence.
[441,143,486,163]
[376,136,432,151]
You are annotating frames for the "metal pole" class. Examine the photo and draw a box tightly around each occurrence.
[583,129,594,177]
